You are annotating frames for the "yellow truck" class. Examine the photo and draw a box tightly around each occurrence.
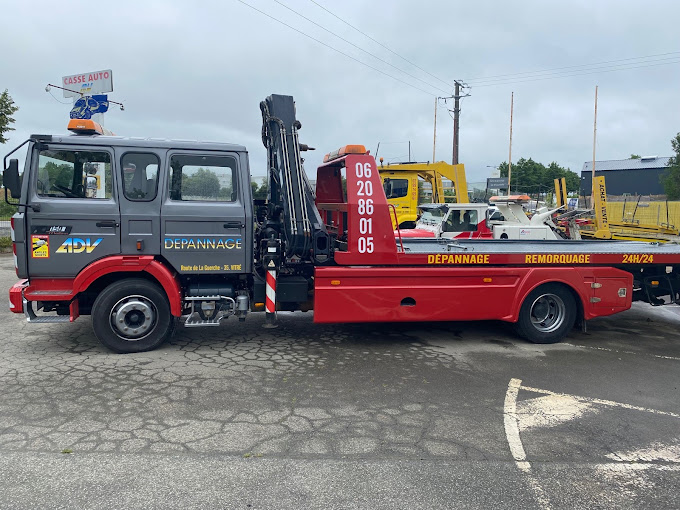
[378,160,468,228]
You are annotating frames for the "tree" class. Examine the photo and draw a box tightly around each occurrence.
[0,89,19,144]
[499,158,579,194]
[182,168,221,199]
[251,177,268,200]
[661,133,680,200]
[630,154,641,159]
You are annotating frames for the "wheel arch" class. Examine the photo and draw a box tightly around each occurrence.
[72,257,182,317]
[511,272,587,324]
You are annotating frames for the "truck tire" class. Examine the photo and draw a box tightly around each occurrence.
[91,278,175,353]
[515,283,576,344]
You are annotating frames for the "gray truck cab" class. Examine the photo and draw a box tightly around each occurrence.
[5,95,321,353]
[7,121,253,281]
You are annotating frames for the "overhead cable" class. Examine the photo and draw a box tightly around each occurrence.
[464,51,680,83]
[272,0,450,94]
[307,0,455,89]
[468,58,680,88]
[235,0,439,96]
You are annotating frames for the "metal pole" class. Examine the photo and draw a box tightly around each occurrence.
[432,97,437,163]
[408,141,411,162]
[592,85,598,208]
[508,92,514,195]
[453,82,460,165]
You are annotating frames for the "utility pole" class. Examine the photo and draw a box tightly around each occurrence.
[438,82,469,165]
[450,81,470,165]
[592,85,598,209]
[508,91,514,195]
[452,81,460,165]
[432,97,437,163]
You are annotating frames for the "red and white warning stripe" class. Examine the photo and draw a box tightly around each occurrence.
[266,269,276,314]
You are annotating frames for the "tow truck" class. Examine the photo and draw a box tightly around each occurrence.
[398,195,563,240]
[5,94,680,353]
[378,160,468,228]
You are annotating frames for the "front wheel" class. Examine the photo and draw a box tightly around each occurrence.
[91,278,175,353]
[515,283,577,344]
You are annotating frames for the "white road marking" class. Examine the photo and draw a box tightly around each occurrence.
[503,378,552,510]
[563,343,680,361]
[504,379,680,507]
[504,379,527,462]
[655,305,680,321]
[516,394,596,431]
[595,462,680,471]
[606,441,680,463]
[520,384,680,419]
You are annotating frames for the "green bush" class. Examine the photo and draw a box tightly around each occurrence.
[0,199,16,219]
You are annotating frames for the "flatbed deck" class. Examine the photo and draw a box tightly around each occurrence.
[396,239,680,266]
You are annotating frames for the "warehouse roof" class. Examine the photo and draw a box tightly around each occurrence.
[581,156,671,173]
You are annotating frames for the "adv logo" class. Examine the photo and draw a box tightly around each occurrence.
[56,238,103,254]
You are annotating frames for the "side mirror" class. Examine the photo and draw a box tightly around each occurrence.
[4,159,21,199]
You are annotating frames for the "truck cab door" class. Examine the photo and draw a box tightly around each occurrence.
[115,149,164,255]
[26,145,121,277]
[160,151,250,276]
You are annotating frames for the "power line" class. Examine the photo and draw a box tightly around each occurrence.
[235,0,439,96]
[469,58,680,88]
[464,51,680,83]
[271,0,449,94]
[469,56,680,86]
[307,0,455,89]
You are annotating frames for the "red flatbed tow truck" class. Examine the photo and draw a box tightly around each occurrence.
[5,95,680,352]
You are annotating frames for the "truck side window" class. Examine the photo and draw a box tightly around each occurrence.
[121,153,159,201]
[36,150,112,199]
[443,210,461,232]
[383,178,409,199]
[462,210,478,231]
[169,154,236,202]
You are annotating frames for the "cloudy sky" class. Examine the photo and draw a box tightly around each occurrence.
[2,0,679,183]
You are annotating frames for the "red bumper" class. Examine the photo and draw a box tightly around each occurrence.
[9,279,28,314]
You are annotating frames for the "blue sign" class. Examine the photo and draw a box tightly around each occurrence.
[70,95,110,119]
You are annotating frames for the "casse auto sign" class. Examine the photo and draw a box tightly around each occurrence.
[61,70,113,98]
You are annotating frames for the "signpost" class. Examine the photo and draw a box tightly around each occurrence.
[61,70,113,98]
[487,177,509,190]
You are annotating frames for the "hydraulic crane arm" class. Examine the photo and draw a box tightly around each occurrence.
[260,94,330,262]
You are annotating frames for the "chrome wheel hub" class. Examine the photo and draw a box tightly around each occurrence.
[530,293,566,333]
[111,295,157,340]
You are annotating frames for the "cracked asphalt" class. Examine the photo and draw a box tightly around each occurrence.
[0,253,679,509]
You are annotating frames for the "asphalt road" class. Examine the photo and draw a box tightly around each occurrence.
[0,253,678,509]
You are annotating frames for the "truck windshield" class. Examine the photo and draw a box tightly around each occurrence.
[419,208,446,225]
[36,150,112,199]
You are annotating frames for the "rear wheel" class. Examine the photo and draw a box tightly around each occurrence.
[91,278,175,353]
[515,283,576,344]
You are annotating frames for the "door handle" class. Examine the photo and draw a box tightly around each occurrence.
[96,220,119,228]
[223,221,243,229]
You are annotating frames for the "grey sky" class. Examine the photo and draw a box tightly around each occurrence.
[2,0,679,183]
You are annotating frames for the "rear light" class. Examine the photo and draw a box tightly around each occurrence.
[10,218,18,276]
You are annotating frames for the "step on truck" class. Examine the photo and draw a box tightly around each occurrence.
[5,94,680,353]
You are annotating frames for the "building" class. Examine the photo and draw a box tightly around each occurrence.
[580,156,671,196]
